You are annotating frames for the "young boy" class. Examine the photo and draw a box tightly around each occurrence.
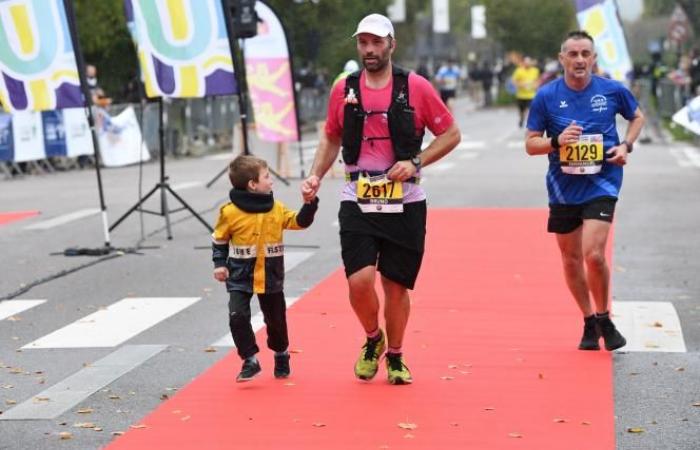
[212,155,318,382]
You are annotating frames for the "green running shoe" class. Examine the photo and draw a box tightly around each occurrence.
[386,353,413,385]
[354,330,386,380]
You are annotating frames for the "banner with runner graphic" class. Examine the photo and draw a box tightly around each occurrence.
[575,0,633,82]
[0,0,83,112]
[243,1,299,142]
[124,0,236,98]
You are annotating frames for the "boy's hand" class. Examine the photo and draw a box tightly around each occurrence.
[213,267,229,282]
[301,175,320,202]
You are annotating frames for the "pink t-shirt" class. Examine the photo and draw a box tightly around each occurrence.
[325,70,454,203]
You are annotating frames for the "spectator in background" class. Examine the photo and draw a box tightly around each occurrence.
[416,58,431,81]
[668,54,692,105]
[333,59,360,86]
[80,64,112,168]
[690,48,700,96]
[122,71,143,104]
[538,59,560,87]
[479,61,494,107]
[85,64,111,107]
[434,58,462,111]
[511,56,540,128]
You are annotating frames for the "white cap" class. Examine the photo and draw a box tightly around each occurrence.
[344,60,360,72]
[352,14,394,38]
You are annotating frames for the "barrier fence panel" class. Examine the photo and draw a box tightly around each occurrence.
[2,84,330,180]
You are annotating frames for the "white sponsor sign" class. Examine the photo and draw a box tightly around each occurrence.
[672,95,700,136]
[11,110,44,162]
[433,0,450,33]
[96,107,150,167]
[63,108,93,157]
[387,0,406,23]
[471,5,486,39]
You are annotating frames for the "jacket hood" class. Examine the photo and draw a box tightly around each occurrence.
[229,189,274,213]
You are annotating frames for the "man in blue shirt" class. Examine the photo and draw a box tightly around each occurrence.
[434,59,462,111]
[525,30,645,352]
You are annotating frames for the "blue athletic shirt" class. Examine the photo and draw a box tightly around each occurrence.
[527,75,638,205]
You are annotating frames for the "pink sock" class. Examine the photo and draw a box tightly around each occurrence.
[387,347,402,355]
[366,328,381,340]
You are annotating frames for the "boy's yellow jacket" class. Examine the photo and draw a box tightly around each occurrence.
[212,190,318,293]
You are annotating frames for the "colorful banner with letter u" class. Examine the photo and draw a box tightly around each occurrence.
[124,0,236,98]
[244,1,298,142]
[0,0,82,112]
[575,0,632,82]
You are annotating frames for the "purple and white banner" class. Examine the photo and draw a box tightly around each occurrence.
[575,0,633,82]
[0,0,83,112]
[124,0,237,98]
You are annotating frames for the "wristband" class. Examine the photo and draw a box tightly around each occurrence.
[550,134,560,150]
[621,140,633,153]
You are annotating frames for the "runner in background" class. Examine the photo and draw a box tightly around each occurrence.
[434,58,462,111]
[525,30,645,352]
[512,56,540,128]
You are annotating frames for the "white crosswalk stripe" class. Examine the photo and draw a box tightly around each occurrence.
[170,181,204,190]
[455,141,486,150]
[670,147,700,168]
[22,297,200,349]
[457,151,479,160]
[23,208,100,230]
[427,161,455,172]
[0,345,166,420]
[0,299,46,320]
[612,301,687,352]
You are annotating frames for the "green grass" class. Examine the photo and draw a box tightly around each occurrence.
[664,118,697,142]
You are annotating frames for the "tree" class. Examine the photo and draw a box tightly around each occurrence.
[483,0,577,60]
[265,0,392,77]
[73,0,138,101]
[644,0,699,47]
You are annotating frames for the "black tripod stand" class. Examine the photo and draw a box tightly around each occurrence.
[109,98,213,238]
[205,3,289,189]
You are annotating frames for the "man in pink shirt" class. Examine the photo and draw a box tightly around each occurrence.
[301,13,460,384]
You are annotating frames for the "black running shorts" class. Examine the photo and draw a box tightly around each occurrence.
[547,196,617,234]
[338,200,426,290]
[517,98,532,113]
[440,89,456,104]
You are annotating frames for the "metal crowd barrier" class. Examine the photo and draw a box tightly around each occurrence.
[2,87,330,180]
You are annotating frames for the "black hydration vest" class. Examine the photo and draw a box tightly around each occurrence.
[341,66,423,165]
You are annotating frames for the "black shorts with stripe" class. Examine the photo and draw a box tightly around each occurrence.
[547,196,617,234]
[338,200,426,290]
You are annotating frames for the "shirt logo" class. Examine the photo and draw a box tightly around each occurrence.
[559,100,568,108]
[590,94,608,113]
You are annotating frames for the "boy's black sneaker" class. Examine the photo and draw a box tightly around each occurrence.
[274,353,291,379]
[596,315,627,351]
[578,315,600,350]
[236,359,261,382]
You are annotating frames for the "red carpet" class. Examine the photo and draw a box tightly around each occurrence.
[0,210,39,226]
[107,209,615,449]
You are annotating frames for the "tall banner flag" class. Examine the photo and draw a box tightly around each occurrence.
[243,1,299,143]
[124,0,236,98]
[575,0,632,82]
[432,0,450,33]
[0,0,83,112]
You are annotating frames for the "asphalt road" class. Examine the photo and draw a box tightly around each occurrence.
[0,98,698,449]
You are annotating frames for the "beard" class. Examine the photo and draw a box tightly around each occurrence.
[361,47,391,73]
